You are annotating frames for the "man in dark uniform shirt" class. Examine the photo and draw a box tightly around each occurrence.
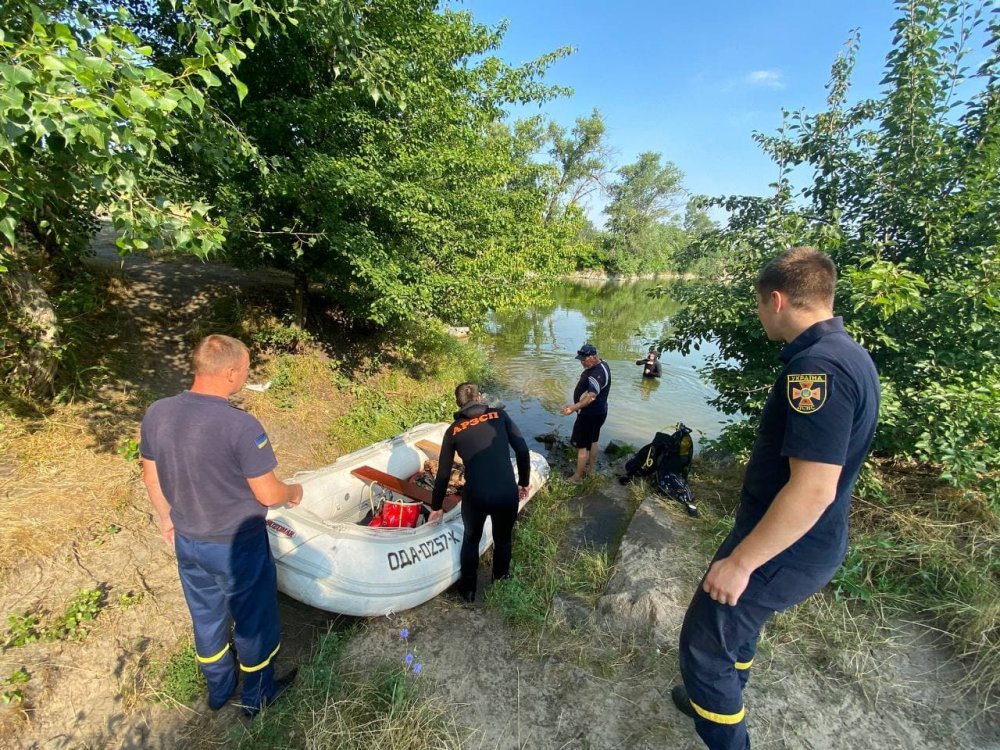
[562,343,612,483]
[671,247,880,750]
[140,335,303,718]
[428,383,531,602]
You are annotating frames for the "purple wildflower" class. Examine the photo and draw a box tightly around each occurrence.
[400,628,409,640]
[413,662,423,675]
[405,652,414,665]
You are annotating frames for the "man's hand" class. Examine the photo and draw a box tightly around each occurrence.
[159,516,175,548]
[561,405,575,416]
[518,485,530,500]
[702,556,753,606]
[427,509,444,525]
[287,483,303,508]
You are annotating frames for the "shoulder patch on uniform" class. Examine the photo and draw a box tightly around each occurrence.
[255,433,269,449]
[786,373,829,414]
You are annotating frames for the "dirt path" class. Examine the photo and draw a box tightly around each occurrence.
[87,223,295,397]
[1,236,997,749]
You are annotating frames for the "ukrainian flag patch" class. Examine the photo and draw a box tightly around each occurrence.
[255,433,269,449]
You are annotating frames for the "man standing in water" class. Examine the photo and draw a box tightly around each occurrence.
[562,343,612,483]
[636,347,662,378]
[671,247,880,749]
[140,334,302,718]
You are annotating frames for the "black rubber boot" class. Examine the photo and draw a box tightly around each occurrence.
[242,667,298,719]
[671,684,697,720]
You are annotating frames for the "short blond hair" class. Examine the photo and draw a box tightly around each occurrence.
[192,335,248,375]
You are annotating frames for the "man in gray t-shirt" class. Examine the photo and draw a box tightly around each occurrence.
[140,334,302,718]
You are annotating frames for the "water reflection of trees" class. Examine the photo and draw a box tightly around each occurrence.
[490,280,684,359]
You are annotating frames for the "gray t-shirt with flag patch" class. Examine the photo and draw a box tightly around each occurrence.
[140,391,278,542]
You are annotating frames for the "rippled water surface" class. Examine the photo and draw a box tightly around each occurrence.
[481,280,738,454]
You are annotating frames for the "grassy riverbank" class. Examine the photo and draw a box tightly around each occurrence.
[1,265,997,747]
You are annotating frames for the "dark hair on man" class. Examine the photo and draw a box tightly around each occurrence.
[192,334,248,375]
[755,246,837,309]
[454,382,481,408]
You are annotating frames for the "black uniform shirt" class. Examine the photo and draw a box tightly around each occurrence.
[431,403,531,510]
[735,317,880,566]
[573,360,612,415]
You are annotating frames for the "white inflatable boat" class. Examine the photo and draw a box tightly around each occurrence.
[265,422,549,616]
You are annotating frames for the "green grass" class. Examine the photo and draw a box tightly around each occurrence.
[829,479,1000,699]
[690,458,1000,703]
[1,588,104,648]
[487,475,617,627]
[149,640,204,706]
[330,325,492,453]
[230,626,463,750]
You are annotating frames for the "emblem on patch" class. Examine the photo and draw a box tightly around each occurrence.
[255,433,269,449]
[786,374,828,414]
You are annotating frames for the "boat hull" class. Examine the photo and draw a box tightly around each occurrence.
[265,422,549,616]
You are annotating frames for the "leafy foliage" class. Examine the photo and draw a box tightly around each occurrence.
[0,0,302,397]
[603,152,686,274]
[0,0,295,265]
[1,669,30,705]
[543,109,611,223]
[666,0,1000,497]
[199,0,574,328]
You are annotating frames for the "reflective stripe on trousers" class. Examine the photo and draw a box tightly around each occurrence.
[677,533,839,750]
[176,527,282,711]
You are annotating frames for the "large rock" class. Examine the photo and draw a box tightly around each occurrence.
[597,495,703,644]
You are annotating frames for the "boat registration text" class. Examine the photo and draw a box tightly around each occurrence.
[387,529,460,571]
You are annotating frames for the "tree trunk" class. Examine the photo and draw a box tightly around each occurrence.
[293,266,308,330]
[0,267,60,399]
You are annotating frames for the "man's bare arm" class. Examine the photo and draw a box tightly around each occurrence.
[562,391,597,415]
[141,458,175,546]
[702,458,842,605]
[247,471,303,508]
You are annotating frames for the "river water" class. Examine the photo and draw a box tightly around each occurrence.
[480,279,735,455]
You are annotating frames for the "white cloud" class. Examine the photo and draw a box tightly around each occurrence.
[744,70,786,90]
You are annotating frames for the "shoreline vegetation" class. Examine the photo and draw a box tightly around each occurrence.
[0,0,997,745]
[0,260,997,746]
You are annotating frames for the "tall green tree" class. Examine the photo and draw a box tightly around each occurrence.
[543,109,610,224]
[198,0,572,329]
[604,152,685,274]
[0,0,303,397]
[666,0,999,497]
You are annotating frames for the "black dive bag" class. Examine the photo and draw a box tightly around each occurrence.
[620,423,698,517]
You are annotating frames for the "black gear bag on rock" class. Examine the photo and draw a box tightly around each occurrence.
[619,423,698,516]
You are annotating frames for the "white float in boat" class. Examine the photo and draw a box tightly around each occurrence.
[265,422,549,616]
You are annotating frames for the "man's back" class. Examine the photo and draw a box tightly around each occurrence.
[140,391,277,541]
[738,318,880,565]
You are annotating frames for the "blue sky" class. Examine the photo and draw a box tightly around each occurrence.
[455,1,903,220]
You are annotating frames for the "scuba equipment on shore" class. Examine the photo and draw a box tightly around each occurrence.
[619,423,698,517]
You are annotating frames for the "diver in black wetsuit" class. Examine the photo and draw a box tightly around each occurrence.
[428,383,531,602]
[636,348,662,378]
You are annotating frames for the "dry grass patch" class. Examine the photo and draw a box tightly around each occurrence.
[0,399,139,583]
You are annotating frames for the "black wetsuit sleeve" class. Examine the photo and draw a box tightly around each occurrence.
[636,359,645,366]
[504,411,531,487]
[431,427,457,511]
[652,361,662,377]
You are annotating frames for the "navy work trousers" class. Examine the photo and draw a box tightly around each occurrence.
[459,492,518,595]
[175,527,282,711]
[678,531,840,750]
